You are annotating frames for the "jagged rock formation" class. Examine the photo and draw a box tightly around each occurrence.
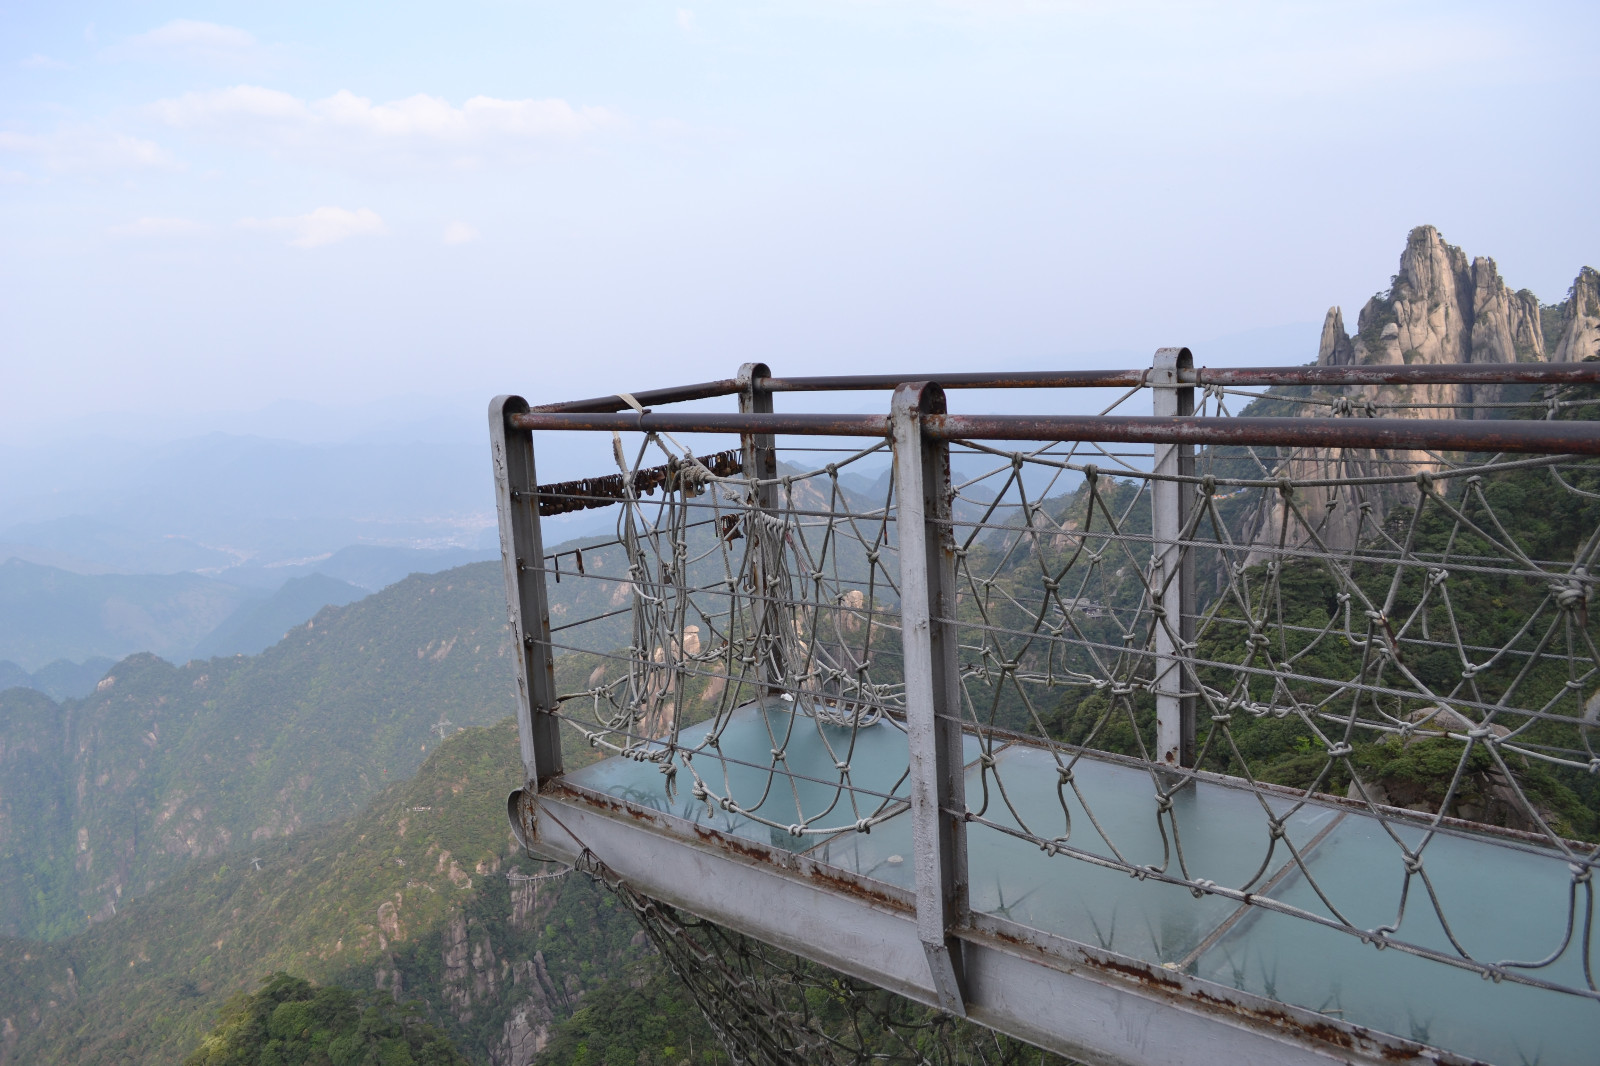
[1553,266,1600,364]
[1247,227,1596,558]
[1319,225,1595,403]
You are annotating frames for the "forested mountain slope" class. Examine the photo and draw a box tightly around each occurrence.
[0,719,720,1066]
[0,562,520,939]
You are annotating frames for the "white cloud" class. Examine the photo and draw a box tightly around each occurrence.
[677,9,696,31]
[109,216,211,239]
[442,222,480,245]
[151,85,617,164]
[239,207,387,249]
[21,54,72,71]
[113,19,259,65]
[0,128,178,173]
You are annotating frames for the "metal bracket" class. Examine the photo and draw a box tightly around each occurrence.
[891,381,970,1014]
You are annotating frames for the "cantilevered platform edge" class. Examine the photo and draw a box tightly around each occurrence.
[509,780,1481,1066]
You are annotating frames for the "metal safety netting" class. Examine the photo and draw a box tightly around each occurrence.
[498,364,1600,1065]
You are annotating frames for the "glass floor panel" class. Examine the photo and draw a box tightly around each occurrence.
[564,701,1600,1064]
[564,697,978,853]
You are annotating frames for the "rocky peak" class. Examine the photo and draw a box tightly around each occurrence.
[1320,227,1595,374]
[1317,307,1354,366]
[1553,266,1600,364]
[1247,228,1595,557]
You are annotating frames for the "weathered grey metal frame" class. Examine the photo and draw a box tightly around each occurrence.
[1149,347,1197,768]
[891,382,971,1013]
[490,394,562,786]
[493,356,1599,1066]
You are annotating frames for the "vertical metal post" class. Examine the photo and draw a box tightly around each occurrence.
[892,381,969,1015]
[490,395,562,788]
[738,362,785,695]
[1150,349,1197,767]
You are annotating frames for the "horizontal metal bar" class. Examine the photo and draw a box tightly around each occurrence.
[767,364,1600,391]
[527,364,1600,414]
[530,377,743,413]
[1187,363,1600,387]
[506,409,1600,455]
[928,413,1600,454]
[510,411,892,435]
[764,370,1149,391]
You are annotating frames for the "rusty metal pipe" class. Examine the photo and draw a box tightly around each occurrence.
[509,411,892,436]
[506,409,1600,455]
[530,377,743,413]
[1186,364,1600,387]
[927,414,1600,454]
[530,364,1600,413]
[763,370,1149,391]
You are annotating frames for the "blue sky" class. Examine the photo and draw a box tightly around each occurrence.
[3,1,1597,440]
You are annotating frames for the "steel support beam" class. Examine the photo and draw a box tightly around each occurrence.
[490,395,562,787]
[510,787,1472,1066]
[1149,350,1196,768]
[891,382,970,1014]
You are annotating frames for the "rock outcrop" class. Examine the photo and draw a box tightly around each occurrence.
[1248,227,1596,558]
[1322,225,1594,380]
[1553,266,1600,364]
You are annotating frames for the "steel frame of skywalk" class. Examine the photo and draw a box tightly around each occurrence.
[490,357,1600,1066]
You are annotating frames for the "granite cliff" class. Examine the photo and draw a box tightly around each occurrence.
[1244,226,1596,556]
[1315,225,1598,410]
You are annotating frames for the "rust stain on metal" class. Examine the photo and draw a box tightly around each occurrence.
[800,864,909,910]
[1066,948,1487,1063]
[535,449,742,515]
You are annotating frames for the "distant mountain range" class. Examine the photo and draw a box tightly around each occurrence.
[0,560,719,1066]
[0,545,496,681]
[0,562,523,941]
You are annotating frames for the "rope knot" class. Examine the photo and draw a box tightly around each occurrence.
[1276,476,1295,497]
[1416,470,1434,492]
[855,818,872,834]
[1199,475,1216,496]
[1267,819,1287,840]
[1326,742,1353,758]
[1403,854,1424,875]
[1154,795,1174,815]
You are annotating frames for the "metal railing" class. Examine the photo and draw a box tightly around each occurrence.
[493,353,1600,1065]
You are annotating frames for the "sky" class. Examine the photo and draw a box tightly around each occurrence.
[3,1,1598,444]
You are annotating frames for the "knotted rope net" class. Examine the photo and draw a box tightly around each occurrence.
[534,381,1600,1060]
